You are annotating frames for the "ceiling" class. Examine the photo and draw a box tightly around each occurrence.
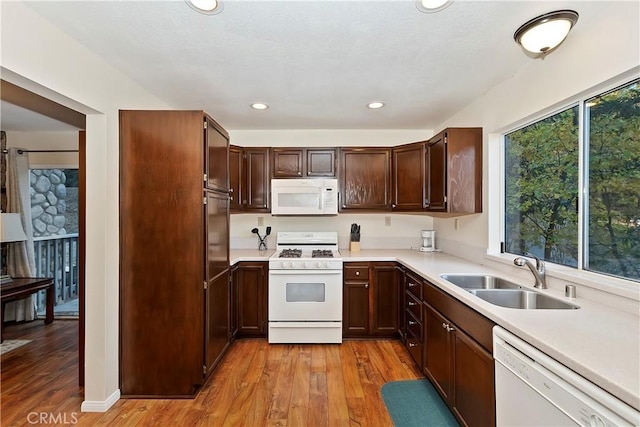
[9,1,623,130]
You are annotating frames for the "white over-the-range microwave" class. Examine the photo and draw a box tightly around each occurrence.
[271,178,338,215]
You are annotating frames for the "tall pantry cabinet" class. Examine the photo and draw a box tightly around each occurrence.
[119,110,230,397]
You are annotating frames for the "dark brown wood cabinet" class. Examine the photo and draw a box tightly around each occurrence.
[271,147,336,178]
[426,128,482,214]
[119,110,230,397]
[343,262,398,337]
[205,116,229,193]
[339,148,391,211]
[233,261,268,337]
[403,269,424,367]
[229,147,270,212]
[230,264,239,339]
[392,142,426,211]
[422,279,495,427]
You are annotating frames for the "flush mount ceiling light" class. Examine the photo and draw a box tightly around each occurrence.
[415,0,453,14]
[514,10,579,57]
[251,103,269,110]
[367,102,385,109]
[185,0,223,15]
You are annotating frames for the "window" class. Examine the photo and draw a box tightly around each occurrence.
[504,79,639,281]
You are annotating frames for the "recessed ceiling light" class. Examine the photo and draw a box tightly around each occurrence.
[185,0,223,15]
[251,103,269,110]
[367,102,385,109]
[416,0,453,14]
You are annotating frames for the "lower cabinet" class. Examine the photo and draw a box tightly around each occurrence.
[343,262,398,338]
[422,279,496,427]
[233,261,268,337]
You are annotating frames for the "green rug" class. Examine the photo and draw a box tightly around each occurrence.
[382,379,459,427]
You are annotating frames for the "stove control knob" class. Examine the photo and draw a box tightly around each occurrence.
[323,262,330,268]
[304,262,311,268]
[281,261,288,269]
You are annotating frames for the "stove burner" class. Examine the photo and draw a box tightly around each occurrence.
[279,249,302,258]
[312,250,334,258]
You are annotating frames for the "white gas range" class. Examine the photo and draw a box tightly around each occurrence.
[268,232,343,344]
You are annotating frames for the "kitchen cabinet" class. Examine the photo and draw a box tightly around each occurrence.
[271,147,336,178]
[339,148,391,211]
[391,141,426,211]
[119,110,230,397]
[233,261,268,337]
[403,269,424,367]
[426,128,482,214]
[230,264,239,339]
[229,147,270,212]
[422,279,495,427]
[205,116,229,193]
[342,262,398,337]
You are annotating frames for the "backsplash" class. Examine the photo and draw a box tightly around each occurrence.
[230,213,434,251]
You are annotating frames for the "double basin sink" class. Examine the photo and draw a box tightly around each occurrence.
[440,274,579,310]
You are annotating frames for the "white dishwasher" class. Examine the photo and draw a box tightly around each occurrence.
[493,326,640,426]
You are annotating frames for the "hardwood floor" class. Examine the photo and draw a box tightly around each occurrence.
[1,321,423,426]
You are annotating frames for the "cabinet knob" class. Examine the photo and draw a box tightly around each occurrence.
[228,188,234,193]
[392,204,396,208]
[442,322,447,329]
[408,342,418,348]
[230,197,234,201]
[447,325,455,332]
[408,282,416,287]
[408,301,417,307]
[355,271,360,276]
[298,172,302,176]
[364,283,369,289]
[408,320,417,325]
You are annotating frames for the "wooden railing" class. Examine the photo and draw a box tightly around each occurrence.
[33,234,79,313]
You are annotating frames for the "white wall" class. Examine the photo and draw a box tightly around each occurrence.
[431,1,640,310]
[5,131,79,168]
[230,129,432,147]
[1,2,171,411]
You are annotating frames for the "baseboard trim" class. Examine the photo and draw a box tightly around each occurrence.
[81,389,120,412]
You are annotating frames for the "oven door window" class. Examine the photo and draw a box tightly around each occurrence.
[286,282,325,302]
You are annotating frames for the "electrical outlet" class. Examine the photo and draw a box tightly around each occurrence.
[454,218,459,230]
[258,217,264,226]
[385,216,391,226]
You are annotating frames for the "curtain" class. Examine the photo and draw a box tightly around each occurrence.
[4,146,37,322]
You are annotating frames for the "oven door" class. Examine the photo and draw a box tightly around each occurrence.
[268,270,343,321]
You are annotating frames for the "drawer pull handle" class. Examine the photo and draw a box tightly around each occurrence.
[408,282,416,287]
[408,320,417,325]
[408,342,418,348]
[408,301,417,306]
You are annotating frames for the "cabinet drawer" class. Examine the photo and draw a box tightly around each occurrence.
[405,329,423,367]
[405,271,423,300]
[344,264,369,281]
[406,292,422,321]
[406,310,422,340]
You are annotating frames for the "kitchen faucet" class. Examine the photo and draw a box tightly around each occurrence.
[513,253,547,289]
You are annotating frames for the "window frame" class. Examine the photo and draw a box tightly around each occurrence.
[486,72,640,297]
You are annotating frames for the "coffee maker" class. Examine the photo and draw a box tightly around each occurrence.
[420,230,436,252]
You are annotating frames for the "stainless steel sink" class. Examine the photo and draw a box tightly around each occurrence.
[440,274,522,290]
[440,274,579,310]
[468,289,579,310]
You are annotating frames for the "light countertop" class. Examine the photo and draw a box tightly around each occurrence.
[231,248,640,412]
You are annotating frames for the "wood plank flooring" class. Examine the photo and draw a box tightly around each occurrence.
[1,321,423,426]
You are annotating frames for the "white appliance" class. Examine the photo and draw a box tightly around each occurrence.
[493,326,640,426]
[271,178,338,215]
[268,231,343,343]
[420,230,436,252]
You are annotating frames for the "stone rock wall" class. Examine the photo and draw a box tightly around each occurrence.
[30,169,68,237]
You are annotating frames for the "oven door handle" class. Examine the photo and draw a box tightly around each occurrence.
[269,270,342,276]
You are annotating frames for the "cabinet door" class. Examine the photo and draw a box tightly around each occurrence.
[371,263,398,336]
[391,142,425,211]
[452,328,495,427]
[205,271,230,377]
[244,148,270,211]
[424,303,453,404]
[343,281,370,337]
[427,132,447,211]
[272,148,304,178]
[237,263,267,336]
[396,266,406,340]
[339,148,391,210]
[307,148,336,177]
[230,265,239,339]
[205,115,229,193]
[229,146,243,212]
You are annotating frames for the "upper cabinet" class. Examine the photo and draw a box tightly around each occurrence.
[205,115,230,193]
[392,142,426,211]
[426,128,482,215]
[229,146,270,213]
[339,147,391,211]
[271,147,336,178]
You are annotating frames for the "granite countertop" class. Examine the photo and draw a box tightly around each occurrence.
[230,248,640,411]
